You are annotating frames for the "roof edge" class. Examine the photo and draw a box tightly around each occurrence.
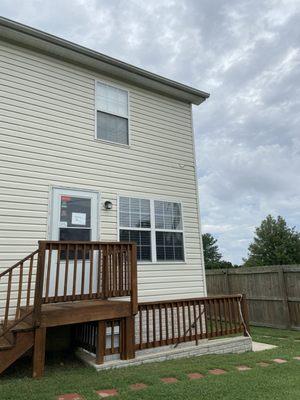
[0,16,210,105]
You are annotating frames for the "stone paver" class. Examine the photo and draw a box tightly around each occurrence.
[57,395,84,400]
[209,369,226,375]
[187,373,204,380]
[160,377,178,384]
[293,356,300,361]
[236,365,251,371]
[130,383,148,391]
[272,358,287,364]
[257,362,270,367]
[96,389,118,398]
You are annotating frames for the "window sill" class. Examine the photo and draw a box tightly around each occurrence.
[94,137,131,149]
[138,261,187,266]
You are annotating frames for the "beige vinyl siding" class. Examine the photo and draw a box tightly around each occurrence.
[0,39,205,308]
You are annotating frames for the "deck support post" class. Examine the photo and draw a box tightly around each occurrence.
[120,316,135,360]
[96,320,106,364]
[32,327,46,378]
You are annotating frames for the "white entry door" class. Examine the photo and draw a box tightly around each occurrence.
[50,188,99,242]
[48,188,99,298]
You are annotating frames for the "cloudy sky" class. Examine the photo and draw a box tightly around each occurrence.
[1,0,299,263]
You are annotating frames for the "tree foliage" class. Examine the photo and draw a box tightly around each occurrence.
[202,233,235,269]
[243,215,300,267]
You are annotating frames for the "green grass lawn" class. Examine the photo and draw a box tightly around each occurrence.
[1,327,300,400]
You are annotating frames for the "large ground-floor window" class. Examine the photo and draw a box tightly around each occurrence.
[119,196,185,262]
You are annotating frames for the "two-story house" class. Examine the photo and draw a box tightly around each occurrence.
[0,17,251,377]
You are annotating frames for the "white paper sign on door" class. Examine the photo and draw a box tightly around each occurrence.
[72,212,86,226]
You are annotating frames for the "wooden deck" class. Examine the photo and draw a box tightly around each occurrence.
[0,240,138,378]
[38,299,131,327]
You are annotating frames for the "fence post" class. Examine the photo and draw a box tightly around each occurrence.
[278,266,291,328]
[241,294,250,336]
[33,241,46,327]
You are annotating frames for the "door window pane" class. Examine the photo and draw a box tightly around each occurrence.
[60,196,91,228]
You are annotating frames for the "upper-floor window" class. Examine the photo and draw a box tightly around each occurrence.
[95,81,129,145]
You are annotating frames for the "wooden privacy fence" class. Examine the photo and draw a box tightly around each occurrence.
[75,295,249,360]
[206,265,300,330]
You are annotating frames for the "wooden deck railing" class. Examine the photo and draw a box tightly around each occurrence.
[0,241,137,335]
[75,295,250,360]
[135,295,249,350]
[0,250,39,336]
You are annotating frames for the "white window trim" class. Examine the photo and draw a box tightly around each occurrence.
[117,195,186,264]
[94,79,131,147]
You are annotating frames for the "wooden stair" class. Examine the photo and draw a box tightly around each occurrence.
[0,321,34,374]
[0,241,138,378]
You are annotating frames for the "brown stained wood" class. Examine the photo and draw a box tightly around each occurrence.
[176,302,180,339]
[33,241,47,327]
[4,270,12,329]
[138,306,143,349]
[218,298,223,336]
[89,244,94,298]
[54,244,61,301]
[32,327,46,378]
[81,244,86,296]
[182,301,186,342]
[159,304,163,346]
[63,244,70,301]
[120,316,135,360]
[187,301,192,341]
[111,320,115,353]
[97,245,101,297]
[16,262,24,320]
[96,320,106,364]
[113,245,117,296]
[165,303,169,343]
[198,301,204,339]
[193,301,199,344]
[0,331,34,375]
[40,299,132,327]
[146,305,150,348]
[72,245,78,300]
[44,244,52,303]
[171,302,175,343]
[130,244,138,315]
[102,245,108,298]
[26,254,34,307]
[152,305,156,346]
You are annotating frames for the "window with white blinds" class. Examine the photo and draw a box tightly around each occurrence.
[95,82,129,145]
[119,197,185,262]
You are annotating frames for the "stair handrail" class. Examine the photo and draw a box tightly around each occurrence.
[0,249,39,338]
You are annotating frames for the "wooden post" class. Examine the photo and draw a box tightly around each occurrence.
[120,316,135,360]
[102,245,108,299]
[241,294,250,336]
[130,243,138,315]
[96,321,106,365]
[33,241,47,327]
[278,266,291,328]
[32,327,46,378]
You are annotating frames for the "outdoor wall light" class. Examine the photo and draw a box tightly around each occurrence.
[104,201,113,210]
